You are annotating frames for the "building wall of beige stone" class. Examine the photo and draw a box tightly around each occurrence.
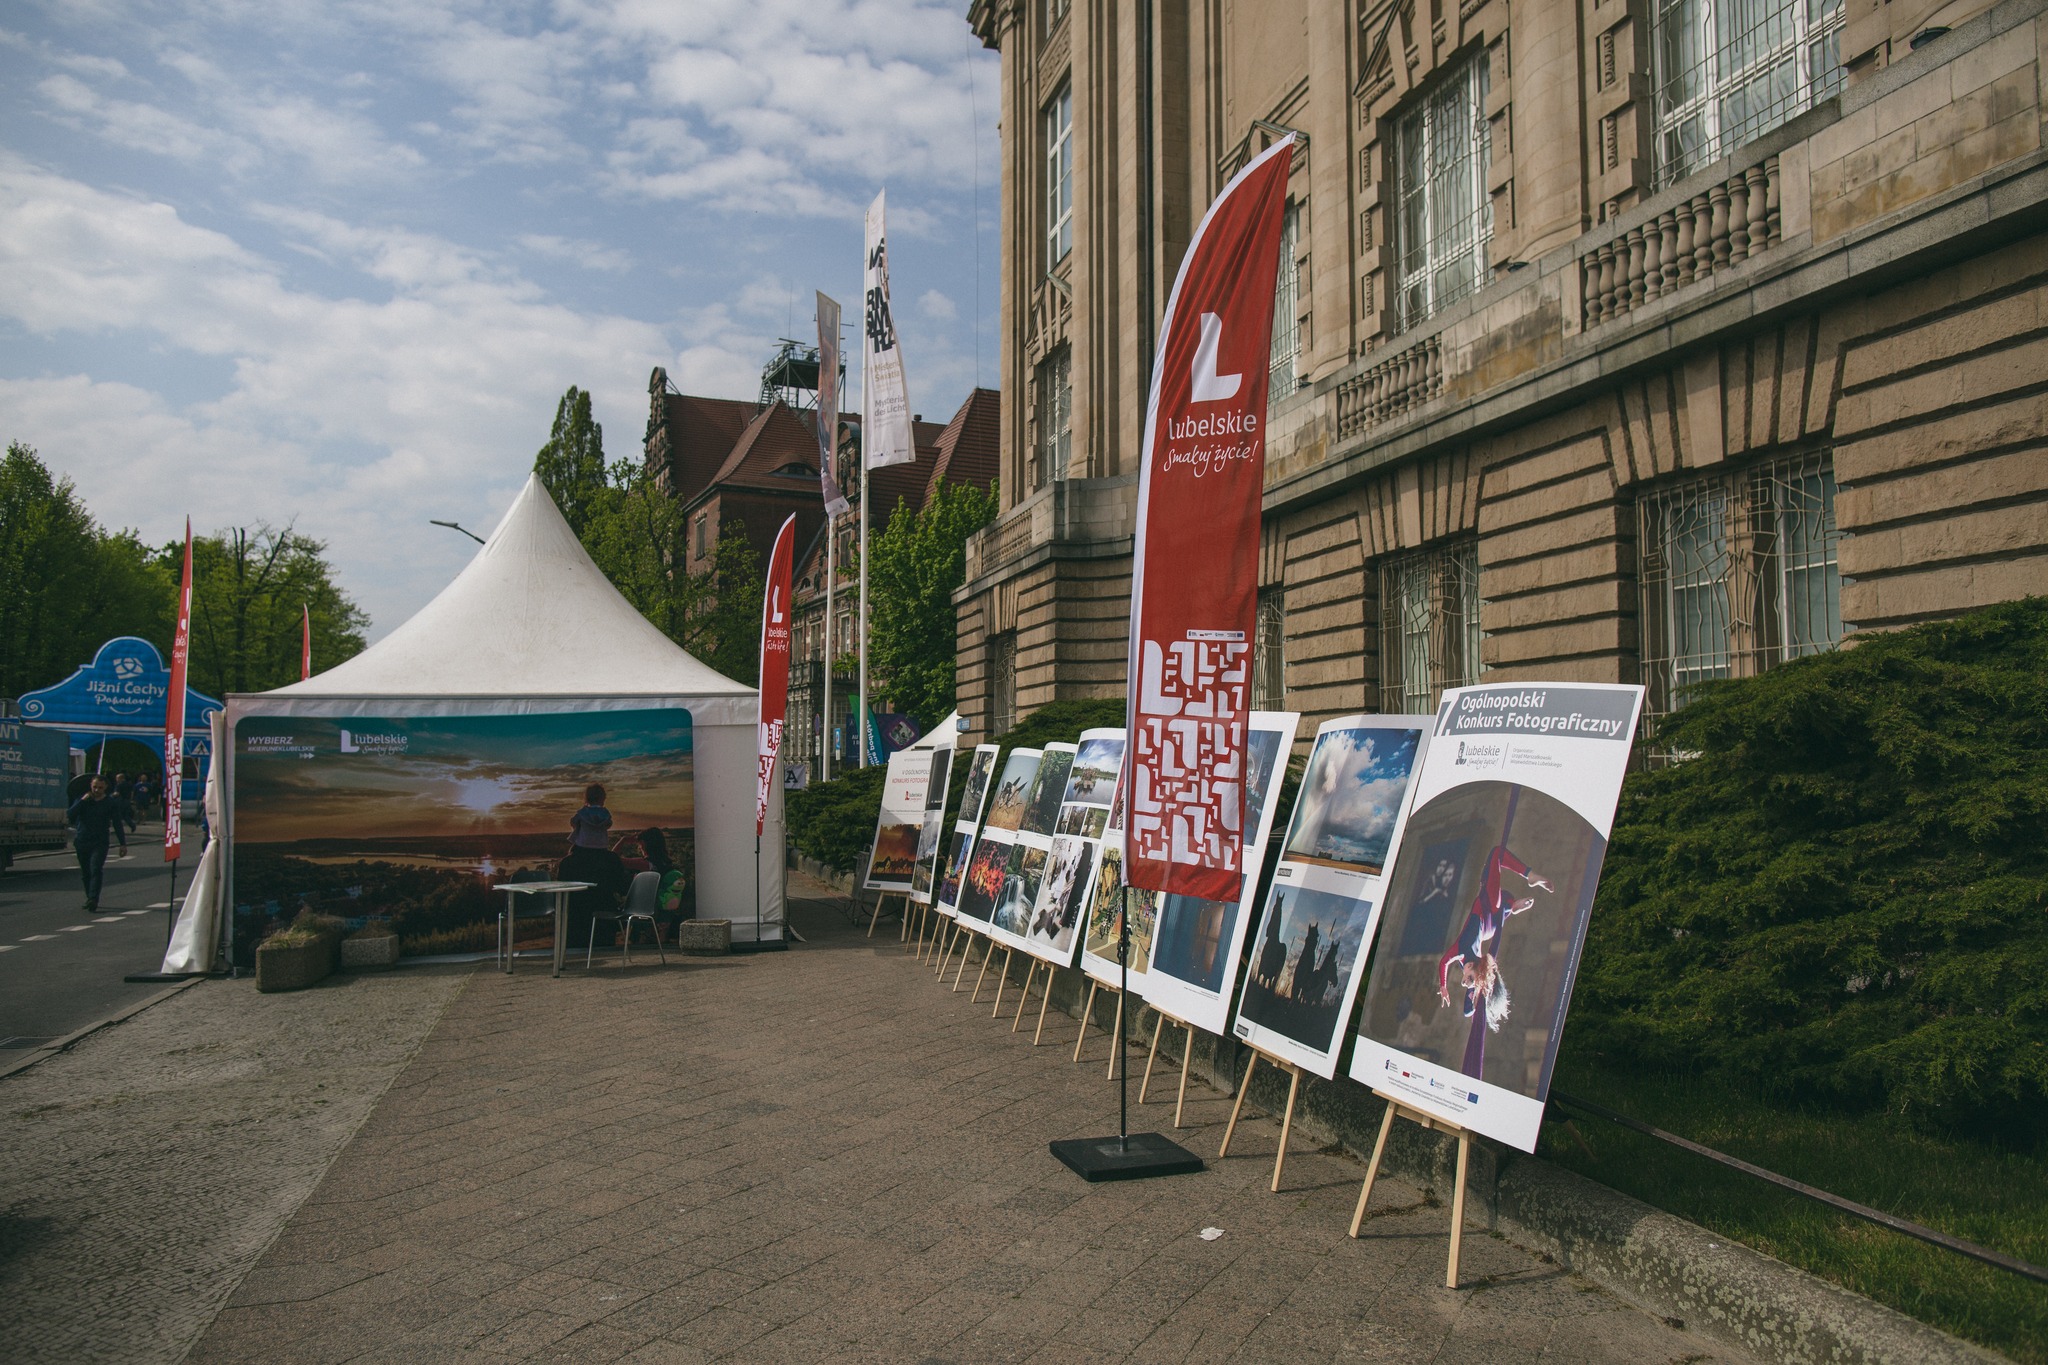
[961,0,2048,745]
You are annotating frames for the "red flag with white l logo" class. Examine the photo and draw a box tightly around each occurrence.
[165,518,193,862]
[755,514,797,837]
[1124,137,1295,901]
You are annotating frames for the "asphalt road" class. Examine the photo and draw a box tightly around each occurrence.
[0,825,196,1050]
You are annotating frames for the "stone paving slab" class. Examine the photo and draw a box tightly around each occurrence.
[0,962,473,1364]
[181,884,1752,1365]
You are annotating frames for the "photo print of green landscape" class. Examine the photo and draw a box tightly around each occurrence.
[230,708,693,961]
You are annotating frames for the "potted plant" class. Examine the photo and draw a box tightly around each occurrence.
[255,911,344,992]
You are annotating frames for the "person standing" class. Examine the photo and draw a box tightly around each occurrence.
[67,776,122,913]
[110,771,134,858]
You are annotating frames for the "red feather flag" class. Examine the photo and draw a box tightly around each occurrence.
[164,519,193,862]
[755,514,797,837]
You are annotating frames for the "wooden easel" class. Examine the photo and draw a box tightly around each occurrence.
[1138,1010,1198,1128]
[1071,979,1126,1079]
[1218,1048,1307,1192]
[1348,1090,1474,1290]
[865,890,901,938]
[988,946,1016,1016]
[951,927,986,991]
[932,919,960,976]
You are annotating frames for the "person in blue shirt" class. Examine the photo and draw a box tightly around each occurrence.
[67,776,123,912]
[569,784,613,849]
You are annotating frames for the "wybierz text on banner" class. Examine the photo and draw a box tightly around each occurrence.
[861,191,915,470]
[1123,136,1296,902]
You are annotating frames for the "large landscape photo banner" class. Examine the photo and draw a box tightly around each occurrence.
[934,744,1000,918]
[1137,711,1300,1031]
[983,743,1077,956]
[1231,715,1430,1078]
[1349,683,1643,1152]
[865,747,936,892]
[230,708,693,961]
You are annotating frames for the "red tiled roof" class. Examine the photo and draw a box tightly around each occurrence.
[660,392,757,503]
[701,400,822,495]
[924,388,1000,502]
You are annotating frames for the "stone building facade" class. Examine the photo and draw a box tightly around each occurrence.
[958,0,2048,744]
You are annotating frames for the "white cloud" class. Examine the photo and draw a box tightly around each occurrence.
[516,233,633,272]
[917,288,955,320]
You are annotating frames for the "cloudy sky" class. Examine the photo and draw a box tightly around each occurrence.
[0,0,999,636]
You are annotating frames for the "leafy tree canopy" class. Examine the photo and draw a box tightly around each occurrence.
[867,478,998,726]
[534,387,607,537]
[177,524,370,697]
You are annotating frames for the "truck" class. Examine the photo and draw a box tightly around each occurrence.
[1,716,72,871]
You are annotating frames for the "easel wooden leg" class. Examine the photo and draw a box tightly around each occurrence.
[1220,1050,1259,1156]
[990,948,1013,1017]
[970,938,993,1001]
[1271,1066,1302,1193]
[1104,990,1123,1080]
[1138,1014,1164,1103]
[955,932,980,992]
[940,922,962,977]
[1011,959,1037,1031]
[1174,1023,1193,1128]
[1032,970,1055,1045]
[899,895,911,942]
[1072,981,1099,1062]
[866,891,884,937]
[1349,1101,1399,1237]
[932,921,953,975]
[1447,1131,1470,1289]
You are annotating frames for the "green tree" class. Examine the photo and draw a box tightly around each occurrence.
[0,442,173,698]
[696,526,764,686]
[578,458,708,645]
[179,525,370,696]
[533,387,607,537]
[867,479,999,725]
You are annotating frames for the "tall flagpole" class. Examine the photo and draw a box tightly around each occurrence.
[822,518,835,782]
[858,406,869,767]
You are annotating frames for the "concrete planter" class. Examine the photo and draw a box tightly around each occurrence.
[255,940,333,992]
[676,919,731,955]
[340,933,401,969]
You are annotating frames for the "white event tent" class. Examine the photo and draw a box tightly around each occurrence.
[217,474,784,955]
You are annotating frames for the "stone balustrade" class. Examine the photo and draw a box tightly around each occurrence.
[1335,333,1443,439]
[1581,155,1782,328]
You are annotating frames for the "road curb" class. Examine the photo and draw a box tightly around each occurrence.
[0,975,207,1082]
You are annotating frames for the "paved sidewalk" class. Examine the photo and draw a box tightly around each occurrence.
[177,880,1750,1365]
[0,962,472,1364]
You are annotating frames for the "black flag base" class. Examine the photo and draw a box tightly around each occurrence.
[123,971,205,983]
[1050,1131,1204,1183]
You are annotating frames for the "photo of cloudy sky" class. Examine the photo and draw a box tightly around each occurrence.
[1281,725,1422,876]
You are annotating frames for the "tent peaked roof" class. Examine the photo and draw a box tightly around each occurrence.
[272,474,753,700]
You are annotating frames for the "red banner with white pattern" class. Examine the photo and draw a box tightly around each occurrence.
[1123,137,1295,901]
[755,514,797,837]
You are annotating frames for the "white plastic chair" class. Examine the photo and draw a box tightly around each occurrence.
[588,870,667,968]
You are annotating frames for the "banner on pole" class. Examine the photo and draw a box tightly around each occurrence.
[755,515,797,837]
[815,292,851,517]
[861,191,915,470]
[164,519,193,862]
[1123,136,1296,902]
[1349,683,1644,1151]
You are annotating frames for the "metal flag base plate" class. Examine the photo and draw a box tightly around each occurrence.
[1050,1131,1204,1183]
[123,971,205,983]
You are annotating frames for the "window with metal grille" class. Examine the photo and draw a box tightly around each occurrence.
[1045,83,1074,266]
[1269,200,1302,395]
[693,513,708,559]
[989,632,1018,737]
[1033,344,1071,488]
[1253,589,1286,710]
[1651,0,1845,189]
[1637,451,1842,719]
[1378,541,1483,714]
[1390,52,1492,333]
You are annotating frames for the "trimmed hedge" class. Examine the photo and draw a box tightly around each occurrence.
[1572,597,2048,1143]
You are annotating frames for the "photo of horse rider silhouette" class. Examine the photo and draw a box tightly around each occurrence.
[1236,885,1375,1052]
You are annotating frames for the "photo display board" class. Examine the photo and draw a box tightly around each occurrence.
[1135,711,1301,1028]
[983,743,1076,953]
[952,747,1042,927]
[1349,683,1643,1152]
[1230,715,1430,1078]
[908,744,956,904]
[1008,728,1125,967]
[864,747,935,892]
[933,744,1000,918]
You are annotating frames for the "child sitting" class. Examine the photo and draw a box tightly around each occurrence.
[569,784,613,849]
